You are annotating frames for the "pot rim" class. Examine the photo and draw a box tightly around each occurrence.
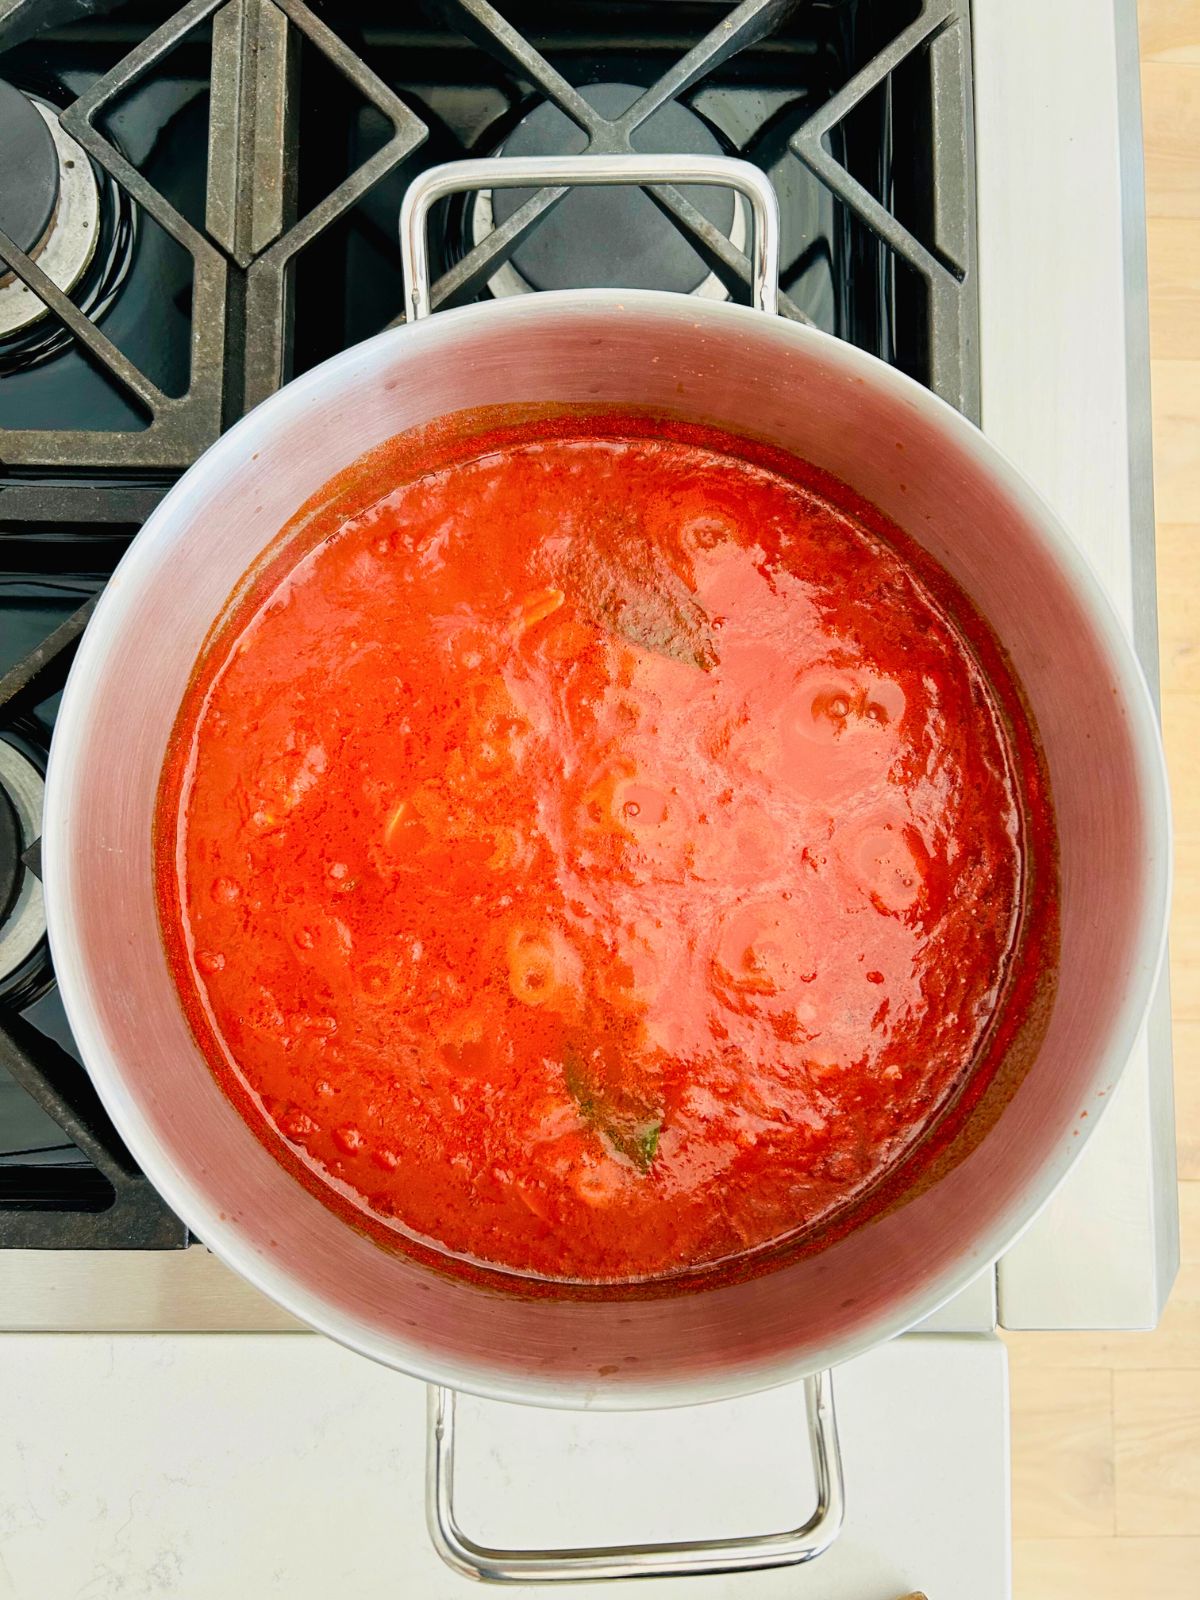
[42,288,1172,1408]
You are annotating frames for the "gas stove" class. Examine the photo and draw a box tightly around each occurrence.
[0,3,1176,1598]
[0,0,979,1249]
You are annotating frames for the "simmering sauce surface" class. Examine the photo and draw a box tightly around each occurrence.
[157,413,1054,1285]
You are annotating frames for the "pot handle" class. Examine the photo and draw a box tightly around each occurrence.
[425,1369,843,1584]
[399,153,781,322]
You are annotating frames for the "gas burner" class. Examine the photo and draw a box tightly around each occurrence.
[471,85,746,302]
[0,80,98,335]
[0,80,136,371]
[0,78,59,267]
[0,739,47,1005]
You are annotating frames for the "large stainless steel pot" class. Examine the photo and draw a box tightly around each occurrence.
[43,152,1169,1538]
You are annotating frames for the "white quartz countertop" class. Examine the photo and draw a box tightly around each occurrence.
[0,1333,1008,1600]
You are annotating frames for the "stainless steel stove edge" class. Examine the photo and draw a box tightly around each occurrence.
[974,0,1178,1331]
[0,1244,999,1334]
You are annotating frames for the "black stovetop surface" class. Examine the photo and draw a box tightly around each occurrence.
[0,0,976,1247]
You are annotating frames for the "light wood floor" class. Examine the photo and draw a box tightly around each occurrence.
[1005,3,1200,1594]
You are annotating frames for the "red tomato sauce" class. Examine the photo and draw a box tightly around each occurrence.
[156,411,1058,1286]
